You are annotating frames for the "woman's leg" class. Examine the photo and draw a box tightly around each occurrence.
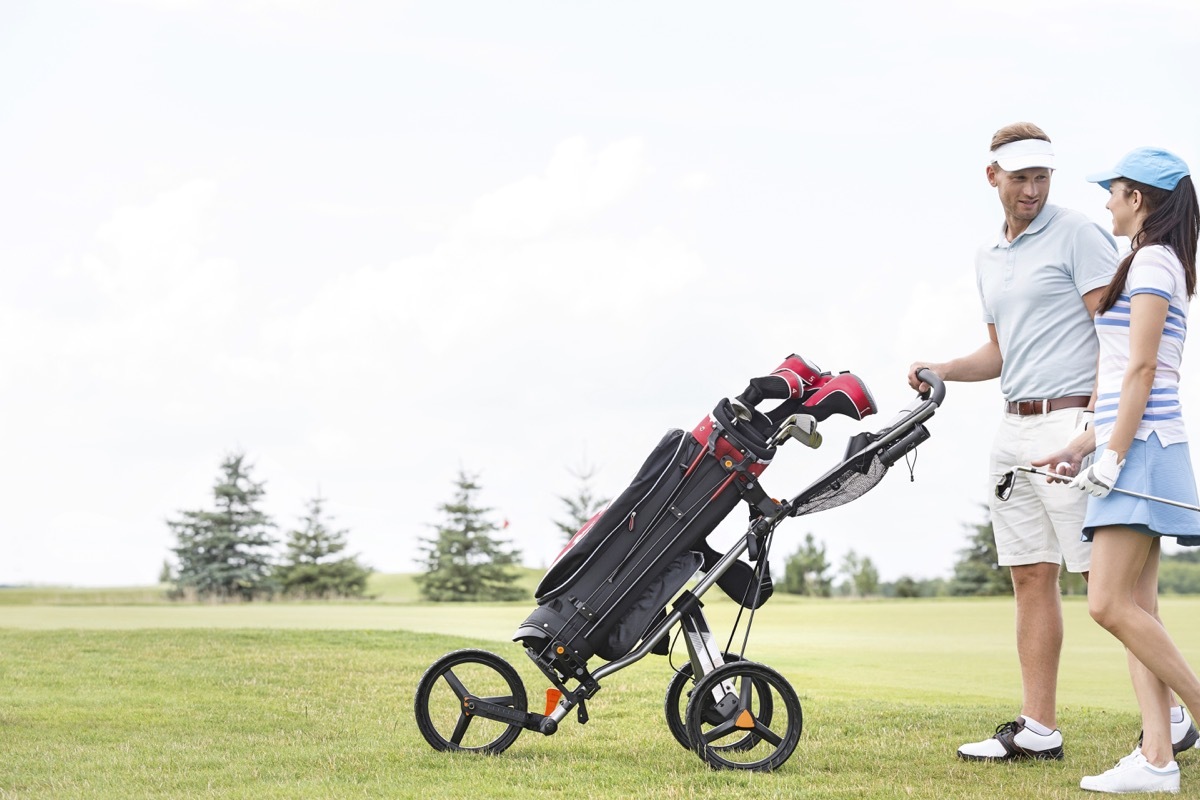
[1090,526,1200,766]
[1124,537,1173,764]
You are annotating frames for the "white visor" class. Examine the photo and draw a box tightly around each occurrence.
[989,138,1056,171]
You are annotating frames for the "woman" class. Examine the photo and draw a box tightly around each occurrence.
[1036,146,1200,794]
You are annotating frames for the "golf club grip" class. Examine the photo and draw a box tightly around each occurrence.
[916,368,945,405]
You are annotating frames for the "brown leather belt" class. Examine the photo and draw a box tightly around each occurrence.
[1004,396,1091,416]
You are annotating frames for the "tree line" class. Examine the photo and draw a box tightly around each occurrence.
[421,472,1200,601]
[169,456,1200,603]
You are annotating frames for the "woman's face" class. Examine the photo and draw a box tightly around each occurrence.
[1105,180,1140,239]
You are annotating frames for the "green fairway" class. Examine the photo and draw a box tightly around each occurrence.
[3,593,1200,798]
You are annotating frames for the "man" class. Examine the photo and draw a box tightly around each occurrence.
[909,122,1198,762]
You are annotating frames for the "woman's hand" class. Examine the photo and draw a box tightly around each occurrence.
[1069,449,1124,497]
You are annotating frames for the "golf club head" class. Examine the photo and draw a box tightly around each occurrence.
[994,469,1016,501]
[995,464,1071,502]
[730,398,753,422]
[772,414,820,448]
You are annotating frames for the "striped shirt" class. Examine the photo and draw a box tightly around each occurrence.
[1093,244,1189,447]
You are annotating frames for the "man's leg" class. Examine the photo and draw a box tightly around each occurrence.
[1011,561,1064,728]
[959,415,1068,761]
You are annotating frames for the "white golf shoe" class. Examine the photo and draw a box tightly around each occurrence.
[956,717,1064,761]
[1080,750,1180,794]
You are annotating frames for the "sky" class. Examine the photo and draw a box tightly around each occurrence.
[2,0,1199,588]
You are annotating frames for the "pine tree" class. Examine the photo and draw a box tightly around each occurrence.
[553,461,609,541]
[417,469,527,602]
[839,549,880,597]
[276,495,372,599]
[782,533,833,597]
[950,505,1013,596]
[168,452,277,601]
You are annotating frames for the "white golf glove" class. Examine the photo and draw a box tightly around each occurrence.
[1069,449,1124,498]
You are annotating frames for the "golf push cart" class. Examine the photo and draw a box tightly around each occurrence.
[414,355,947,771]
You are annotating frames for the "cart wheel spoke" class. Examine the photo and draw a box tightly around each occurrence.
[753,720,784,747]
[702,720,740,744]
[450,712,472,745]
[441,668,469,699]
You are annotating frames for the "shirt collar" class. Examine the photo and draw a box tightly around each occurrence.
[995,203,1059,247]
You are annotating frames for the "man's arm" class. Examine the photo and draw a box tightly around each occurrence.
[908,324,1002,391]
[1081,286,1107,318]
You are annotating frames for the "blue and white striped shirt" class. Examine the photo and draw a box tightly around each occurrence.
[1094,244,1189,447]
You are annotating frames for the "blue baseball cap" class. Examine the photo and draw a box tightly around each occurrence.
[1087,147,1191,191]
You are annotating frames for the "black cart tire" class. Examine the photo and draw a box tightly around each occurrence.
[414,649,527,754]
[664,653,774,751]
[684,660,802,771]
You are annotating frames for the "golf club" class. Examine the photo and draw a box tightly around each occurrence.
[771,413,821,449]
[995,464,1200,513]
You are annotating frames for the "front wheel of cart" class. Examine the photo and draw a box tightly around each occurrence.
[684,660,802,771]
[414,649,527,754]
[664,653,774,752]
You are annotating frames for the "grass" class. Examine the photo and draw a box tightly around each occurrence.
[3,591,1200,798]
[0,568,546,606]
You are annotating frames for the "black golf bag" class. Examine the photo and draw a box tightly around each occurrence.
[513,355,877,672]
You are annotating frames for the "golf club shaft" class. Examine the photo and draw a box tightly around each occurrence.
[1012,465,1200,513]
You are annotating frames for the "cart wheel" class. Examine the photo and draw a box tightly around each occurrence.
[414,649,527,754]
[684,661,802,771]
[664,653,774,752]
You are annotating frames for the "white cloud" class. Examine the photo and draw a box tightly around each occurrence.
[459,137,647,239]
[680,172,713,192]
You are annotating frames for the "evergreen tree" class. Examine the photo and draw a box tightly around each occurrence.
[839,549,880,597]
[782,533,832,597]
[168,452,277,601]
[276,495,372,599]
[950,505,1013,596]
[553,461,609,541]
[417,469,527,602]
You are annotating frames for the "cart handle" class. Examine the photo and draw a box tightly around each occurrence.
[915,368,945,406]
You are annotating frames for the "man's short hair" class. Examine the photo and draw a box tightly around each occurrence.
[990,122,1051,153]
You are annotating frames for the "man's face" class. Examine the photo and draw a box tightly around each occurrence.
[987,165,1052,225]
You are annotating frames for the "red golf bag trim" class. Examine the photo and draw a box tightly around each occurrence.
[771,353,827,399]
[801,372,878,421]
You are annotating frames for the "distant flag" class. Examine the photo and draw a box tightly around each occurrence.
[502,518,510,529]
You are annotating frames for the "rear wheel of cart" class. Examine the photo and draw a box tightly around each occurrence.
[664,653,774,752]
[414,649,527,754]
[684,661,802,771]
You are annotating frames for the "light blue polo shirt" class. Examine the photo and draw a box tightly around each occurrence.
[976,204,1118,401]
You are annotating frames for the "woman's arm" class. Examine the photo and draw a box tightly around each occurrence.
[1070,293,1169,496]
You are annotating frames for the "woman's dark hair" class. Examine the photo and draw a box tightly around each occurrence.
[1099,174,1199,314]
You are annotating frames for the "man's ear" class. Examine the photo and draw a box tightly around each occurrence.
[986,164,1000,187]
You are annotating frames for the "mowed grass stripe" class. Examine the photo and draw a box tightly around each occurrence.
[3,597,1200,798]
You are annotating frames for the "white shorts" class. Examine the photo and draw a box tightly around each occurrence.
[988,407,1091,573]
